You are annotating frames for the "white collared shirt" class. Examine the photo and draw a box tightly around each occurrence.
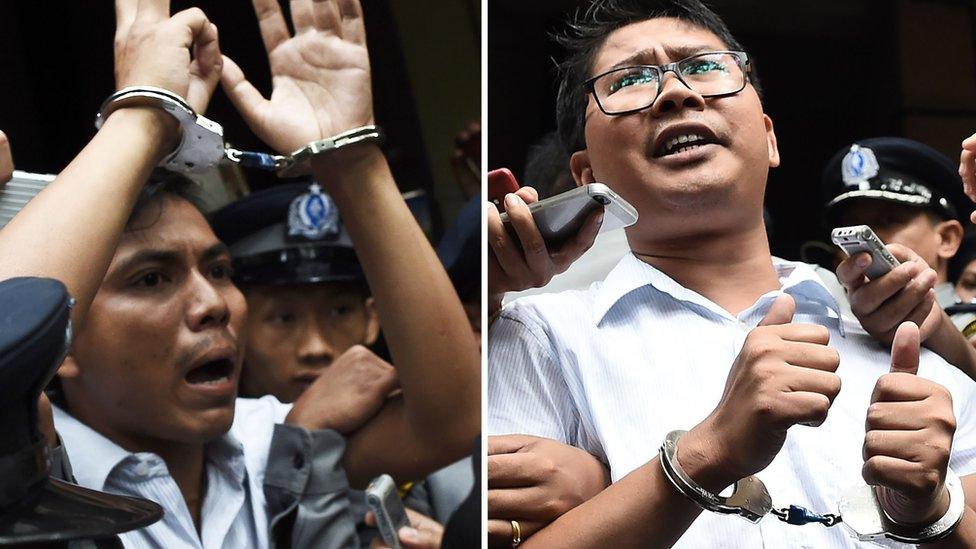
[488,253,976,548]
[54,396,291,549]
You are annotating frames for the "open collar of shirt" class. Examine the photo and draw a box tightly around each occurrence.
[591,253,845,334]
[51,404,247,491]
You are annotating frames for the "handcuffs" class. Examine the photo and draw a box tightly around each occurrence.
[95,86,384,176]
[660,430,966,544]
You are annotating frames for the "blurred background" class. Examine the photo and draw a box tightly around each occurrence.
[489,0,976,262]
[0,0,480,238]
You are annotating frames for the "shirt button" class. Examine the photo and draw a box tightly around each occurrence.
[134,461,150,476]
[293,453,305,470]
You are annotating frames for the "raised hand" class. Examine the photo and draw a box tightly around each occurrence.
[836,243,941,345]
[486,435,610,548]
[863,321,955,524]
[679,294,842,491]
[113,0,222,114]
[961,133,976,223]
[285,345,398,434]
[221,0,373,154]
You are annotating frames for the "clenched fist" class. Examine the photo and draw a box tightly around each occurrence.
[863,321,956,524]
[680,294,842,491]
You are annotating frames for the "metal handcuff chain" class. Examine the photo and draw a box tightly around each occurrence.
[96,86,383,177]
[660,430,965,544]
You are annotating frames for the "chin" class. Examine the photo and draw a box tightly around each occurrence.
[177,404,237,444]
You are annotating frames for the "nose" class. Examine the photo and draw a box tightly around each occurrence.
[648,70,706,117]
[297,320,334,365]
[186,271,230,331]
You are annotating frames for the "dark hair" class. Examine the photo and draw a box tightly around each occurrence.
[554,0,762,155]
[524,131,575,199]
[126,169,207,231]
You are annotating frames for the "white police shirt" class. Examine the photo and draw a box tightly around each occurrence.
[488,253,976,548]
[53,396,291,549]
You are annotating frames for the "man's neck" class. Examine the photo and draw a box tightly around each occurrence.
[630,222,780,315]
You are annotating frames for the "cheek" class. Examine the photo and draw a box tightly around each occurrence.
[226,287,248,334]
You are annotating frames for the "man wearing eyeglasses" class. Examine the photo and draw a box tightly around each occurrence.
[487,0,976,547]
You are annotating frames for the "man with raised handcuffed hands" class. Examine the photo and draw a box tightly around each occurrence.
[487,0,976,546]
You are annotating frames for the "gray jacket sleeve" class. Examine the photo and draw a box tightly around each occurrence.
[265,424,358,549]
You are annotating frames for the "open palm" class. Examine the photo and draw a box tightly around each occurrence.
[222,0,373,154]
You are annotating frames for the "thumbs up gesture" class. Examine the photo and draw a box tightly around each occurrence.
[863,322,956,524]
[680,294,842,492]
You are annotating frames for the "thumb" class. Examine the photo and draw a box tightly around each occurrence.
[399,525,441,549]
[889,321,920,375]
[758,293,795,326]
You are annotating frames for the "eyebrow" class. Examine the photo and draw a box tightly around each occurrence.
[113,242,230,275]
[606,44,717,72]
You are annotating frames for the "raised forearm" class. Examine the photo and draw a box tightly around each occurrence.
[311,147,480,457]
[925,311,976,381]
[0,109,174,324]
[525,457,704,548]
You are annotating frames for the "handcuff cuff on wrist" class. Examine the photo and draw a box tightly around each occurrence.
[660,430,965,544]
[95,86,384,177]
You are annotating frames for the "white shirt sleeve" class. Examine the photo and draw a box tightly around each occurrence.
[948,376,976,478]
[487,305,582,446]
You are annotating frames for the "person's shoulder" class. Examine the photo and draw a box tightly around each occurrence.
[499,283,602,331]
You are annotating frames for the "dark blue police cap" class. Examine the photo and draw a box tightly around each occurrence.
[210,182,364,286]
[0,277,162,544]
[821,137,970,225]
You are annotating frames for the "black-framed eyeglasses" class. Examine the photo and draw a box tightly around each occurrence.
[584,50,751,116]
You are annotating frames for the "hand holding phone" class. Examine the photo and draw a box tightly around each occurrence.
[366,474,410,549]
[833,232,941,345]
[831,225,900,280]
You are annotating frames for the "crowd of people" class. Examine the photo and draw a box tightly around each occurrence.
[487,0,976,547]
[0,0,479,547]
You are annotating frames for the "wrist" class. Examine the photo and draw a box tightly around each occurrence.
[310,142,384,177]
[878,484,951,526]
[100,107,180,161]
[679,424,736,493]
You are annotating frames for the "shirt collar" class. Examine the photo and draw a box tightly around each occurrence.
[52,403,248,489]
[593,254,845,331]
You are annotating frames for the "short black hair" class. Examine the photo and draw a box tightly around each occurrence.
[554,0,762,155]
[126,169,206,231]
[524,131,575,199]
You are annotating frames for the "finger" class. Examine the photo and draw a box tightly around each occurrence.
[764,322,831,346]
[871,372,936,403]
[487,520,543,549]
[780,342,841,373]
[364,510,376,527]
[552,208,603,271]
[849,262,921,317]
[487,434,533,455]
[784,368,842,403]
[252,0,291,53]
[862,455,928,495]
[863,429,927,462]
[917,296,942,340]
[835,252,871,291]
[962,148,976,201]
[0,130,13,188]
[779,391,832,428]
[890,321,920,375]
[135,0,169,23]
[963,133,976,151]
[487,453,541,488]
[187,22,222,113]
[311,0,342,35]
[336,0,366,44]
[488,486,559,521]
[505,193,554,285]
[514,186,539,204]
[290,0,315,33]
[866,400,933,431]
[487,202,534,284]
[863,270,937,335]
[115,0,138,37]
[758,293,795,326]
[398,525,441,549]
[168,7,212,49]
[220,55,272,127]
[404,508,442,532]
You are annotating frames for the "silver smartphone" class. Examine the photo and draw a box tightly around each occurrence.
[499,183,638,246]
[0,170,56,230]
[831,225,900,279]
[366,474,409,549]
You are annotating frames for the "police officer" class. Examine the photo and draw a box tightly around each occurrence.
[211,182,435,547]
[0,277,162,547]
[822,137,972,308]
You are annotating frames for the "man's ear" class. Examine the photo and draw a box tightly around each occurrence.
[57,353,80,379]
[936,219,964,260]
[764,114,780,168]
[363,297,380,346]
[570,150,595,187]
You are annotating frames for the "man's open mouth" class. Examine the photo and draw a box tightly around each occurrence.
[651,123,723,159]
[185,358,234,385]
[657,133,718,157]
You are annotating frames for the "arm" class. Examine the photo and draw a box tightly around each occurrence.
[222,0,478,487]
[836,243,976,379]
[0,0,220,326]
[0,129,12,188]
